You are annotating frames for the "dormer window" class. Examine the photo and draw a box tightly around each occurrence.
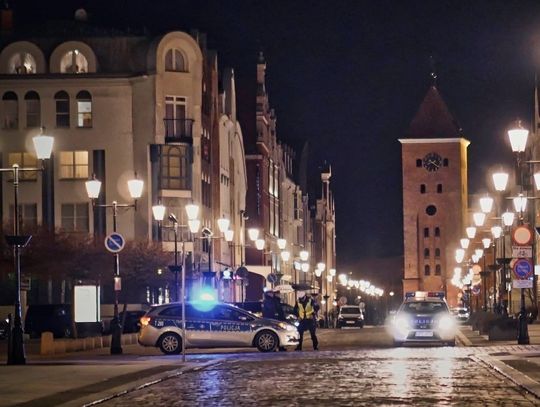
[60,50,88,73]
[165,49,187,72]
[8,52,36,74]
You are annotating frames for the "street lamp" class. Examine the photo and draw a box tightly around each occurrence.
[5,128,54,365]
[86,174,143,355]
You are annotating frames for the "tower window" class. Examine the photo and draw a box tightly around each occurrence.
[420,184,426,194]
[424,248,430,258]
[416,159,422,167]
[423,227,429,238]
[426,205,437,216]
[435,248,441,258]
[435,227,440,237]
[424,265,431,276]
[437,184,442,193]
[443,158,449,167]
[435,265,441,275]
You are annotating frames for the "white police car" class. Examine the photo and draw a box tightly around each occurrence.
[390,292,456,346]
[138,301,299,354]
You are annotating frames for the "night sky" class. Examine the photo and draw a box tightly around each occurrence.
[14,0,540,270]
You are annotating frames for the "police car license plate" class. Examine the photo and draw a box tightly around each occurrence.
[416,331,433,337]
[346,321,355,324]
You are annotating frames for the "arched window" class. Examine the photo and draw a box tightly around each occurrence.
[435,248,441,258]
[55,91,70,128]
[24,91,40,128]
[423,227,429,238]
[76,91,92,127]
[420,184,426,194]
[165,49,186,72]
[443,158,449,167]
[424,265,431,276]
[161,145,190,190]
[435,227,441,237]
[416,159,422,167]
[435,265,442,275]
[2,91,18,129]
[424,248,430,258]
[437,184,443,193]
[60,50,88,73]
[8,52,36,74]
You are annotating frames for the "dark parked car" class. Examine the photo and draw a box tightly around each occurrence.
[103,310,146,334]
[24,304,73,339]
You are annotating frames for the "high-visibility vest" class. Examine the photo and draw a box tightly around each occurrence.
[297,299,314,319]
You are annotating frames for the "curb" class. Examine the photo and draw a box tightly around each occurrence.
[471,354,540,400]
[456,329,472,347]
[81,359,223,406]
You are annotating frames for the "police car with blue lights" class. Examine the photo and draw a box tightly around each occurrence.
[390,291,456,346]
[138,297,299,354]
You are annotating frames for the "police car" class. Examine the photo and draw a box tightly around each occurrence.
[138,301,299,354]
[390,291,456,346]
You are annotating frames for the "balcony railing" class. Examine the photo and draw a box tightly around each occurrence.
[164,118,194,144]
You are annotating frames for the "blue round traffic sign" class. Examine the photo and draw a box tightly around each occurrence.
[105,232,125,253]
[513,258,533,279]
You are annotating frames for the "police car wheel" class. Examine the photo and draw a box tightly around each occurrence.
[158,332,182,354]
[393,340,403,347]
[255,331,279,352]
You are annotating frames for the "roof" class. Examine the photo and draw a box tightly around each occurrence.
[405,86,462,138]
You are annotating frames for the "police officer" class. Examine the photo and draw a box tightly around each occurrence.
[294,291,319,351]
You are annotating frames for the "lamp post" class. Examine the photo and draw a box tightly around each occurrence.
[492,170,509,314]
[86,174,144,355]
[507,119,531,344]
[152,203,200,362]
[5,129,54,365]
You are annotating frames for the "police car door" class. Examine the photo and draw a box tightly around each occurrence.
[210,305,254,346]
[184,305,214,347]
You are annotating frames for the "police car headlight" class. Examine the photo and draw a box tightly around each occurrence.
[438,315,455,331]
[393,315,410,330]
[277,322,295,331]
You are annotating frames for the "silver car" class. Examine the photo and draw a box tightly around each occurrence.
[138,302,299,354]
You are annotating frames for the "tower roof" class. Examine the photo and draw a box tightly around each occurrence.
[406,86,462,138]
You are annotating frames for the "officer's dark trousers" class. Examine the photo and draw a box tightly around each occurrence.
[297,319,318,350]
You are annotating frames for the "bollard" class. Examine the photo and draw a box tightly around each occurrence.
[40,331,54,355]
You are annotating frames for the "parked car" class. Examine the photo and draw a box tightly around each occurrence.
[138,301,299,354]
[337,305,364,328]
[24,304,73,339]
[451,307,470,323]
[103,310,146,334]
[0,317,8,340]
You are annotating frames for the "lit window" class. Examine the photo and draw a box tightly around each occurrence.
[61,203,89,232]
[55,91,70,128]
[60,50,88,73]
[59,151,88,179]
[8,152,37,180]
[160,145,190,190]
[2,91,18,129]
[165,49,187,72]
[24,91,40,128]
[8,52,36,74]
[76,91,92,127]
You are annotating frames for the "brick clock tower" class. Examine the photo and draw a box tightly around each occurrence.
[399,86,469,307]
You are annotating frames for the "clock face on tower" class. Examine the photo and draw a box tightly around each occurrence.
[423,152,442,172]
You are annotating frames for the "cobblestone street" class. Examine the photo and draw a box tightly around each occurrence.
[103,347,540,406]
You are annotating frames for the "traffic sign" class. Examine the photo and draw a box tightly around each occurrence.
[104,232,125,253]
[267,273,278,284]
[512,246,532,258]
[513,258,533,280]
[512,226,533,246]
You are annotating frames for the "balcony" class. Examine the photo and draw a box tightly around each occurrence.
[164,118,194,144]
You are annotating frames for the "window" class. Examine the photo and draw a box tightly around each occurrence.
[424,265,430,276]
[9,52,36,74]
[423,227,429,238]
[2,91,18,129]
[8,152,37,180]
[160,145,190,189]
[201,173,211,207]
[159,306,181,317]
[435,227,440,237]
[420,184,426,194]
[212,306,252,322]
[416,159,422,167]
[165,96,188,139]
[24,91,40,128]
[165,49,187,72]
[426,205,437,216]
[435,265,442,276]
[424,248,430,258]
[437,184,442,193]
[59,151,88,179]
[60,50,88,73]
[9,203,37,231]
[61,203,89,232]
[55,91,70,127]
[435,248,441,258]
[76,91,92,127]
[443,158,449,167]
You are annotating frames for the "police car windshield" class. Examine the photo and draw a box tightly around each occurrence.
[341,307,360,314]
[401,301,448,314]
